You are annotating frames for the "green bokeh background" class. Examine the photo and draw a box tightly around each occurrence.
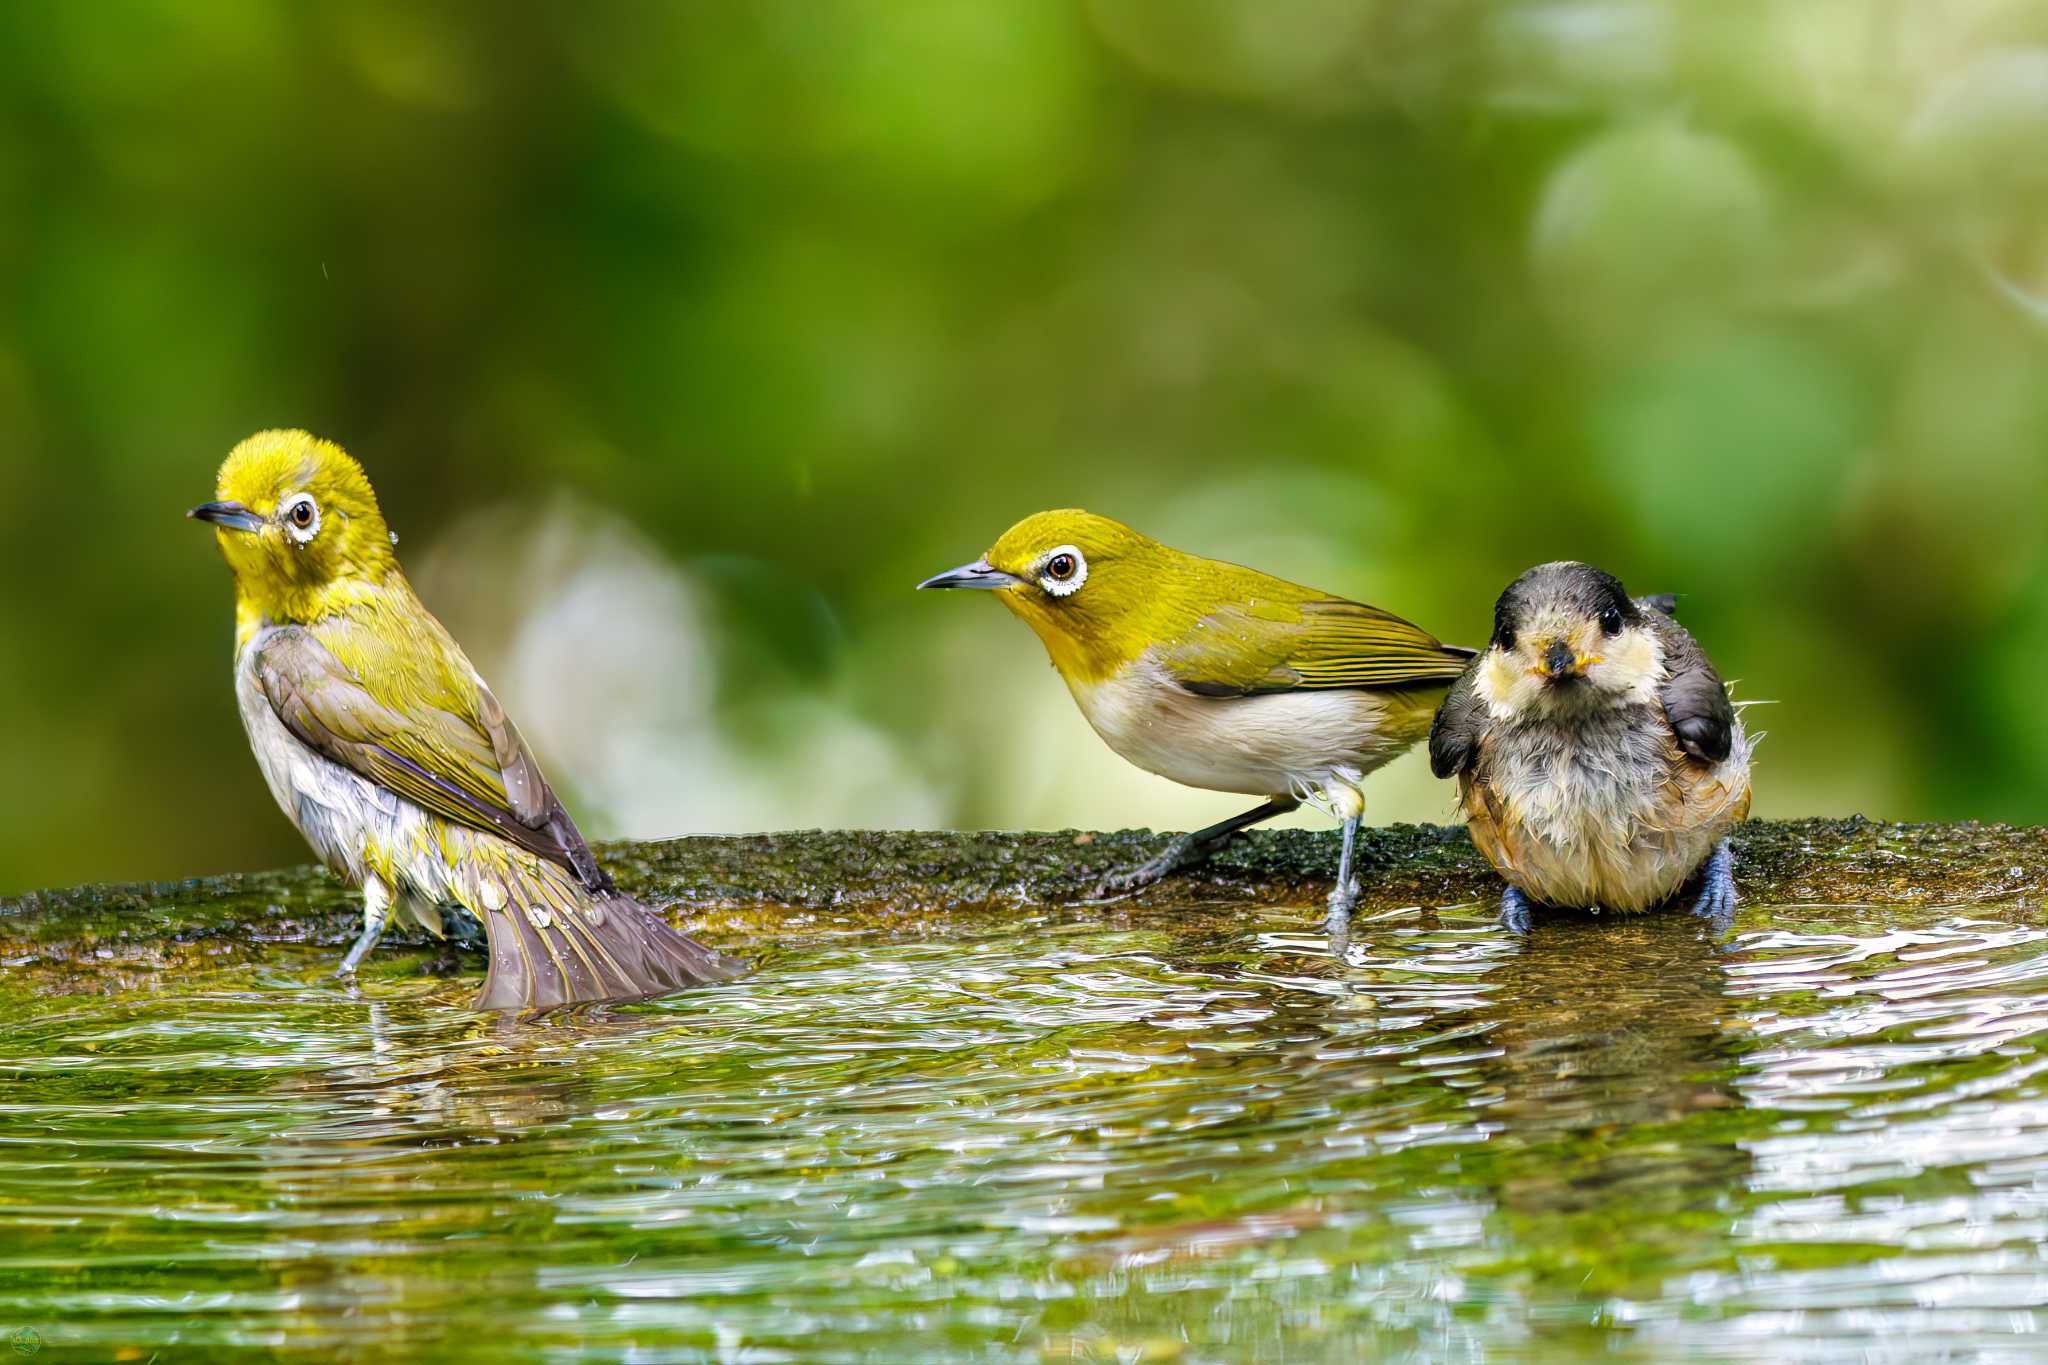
[2,0,2045,893]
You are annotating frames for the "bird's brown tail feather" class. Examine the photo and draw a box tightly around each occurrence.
[473,893,741,1011]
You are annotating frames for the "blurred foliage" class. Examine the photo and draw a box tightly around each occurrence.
[2,0,2047,891]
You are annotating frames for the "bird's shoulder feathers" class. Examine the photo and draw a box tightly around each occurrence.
[250,604,610,891]
[1644,610,1736,765]
[1157,589,1473,699]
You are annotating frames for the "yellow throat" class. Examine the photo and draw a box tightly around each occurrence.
[194,430,402,646]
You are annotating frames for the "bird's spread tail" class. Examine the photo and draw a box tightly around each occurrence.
[473,890,740,1012]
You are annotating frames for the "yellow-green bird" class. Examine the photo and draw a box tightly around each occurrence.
[188,430,739,1010]
[920,510,1473,948]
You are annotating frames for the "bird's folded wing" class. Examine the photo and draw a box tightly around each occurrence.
[1161,598,1474,697]
[1427,666,1487,779]
[1644,612,1735,764]
[253,624,610,890]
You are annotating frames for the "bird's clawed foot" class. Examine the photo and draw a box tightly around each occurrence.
[1091,834,1197,899]
[335,925,383,977]
[1325,878,1359,959]
[1323,808,1363,959]
[1688,841,1738,934]
[1088,797,1300,902]
[1500,884,1535,935]
[335,879,393,978]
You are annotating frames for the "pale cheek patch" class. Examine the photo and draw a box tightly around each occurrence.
[1475,649,1544,720]
[1587,627,1663,704]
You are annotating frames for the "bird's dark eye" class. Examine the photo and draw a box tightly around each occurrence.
[280,495,322,541]
[1598,604,1624,636]
[1037,544,1088,596]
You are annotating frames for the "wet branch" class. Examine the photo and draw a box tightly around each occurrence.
[3,820,2043,979]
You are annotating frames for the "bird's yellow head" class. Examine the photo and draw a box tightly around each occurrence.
[189,430,400,626]
[919,510,1197,685]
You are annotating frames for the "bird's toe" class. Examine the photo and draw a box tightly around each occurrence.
[1687,842,1739,934]
[1091,868,1148,899]
[1324,883,1359,958]
[1090,851,1180,899]
[1500,886,1535,935]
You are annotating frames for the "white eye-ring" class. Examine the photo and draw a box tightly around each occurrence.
[280,493,321,544]
[1038,545,1086,597]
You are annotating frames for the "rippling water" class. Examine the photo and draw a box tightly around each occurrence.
[4,895,2048,1360]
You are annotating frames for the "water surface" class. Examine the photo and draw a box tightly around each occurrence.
[4,895,2047,1360]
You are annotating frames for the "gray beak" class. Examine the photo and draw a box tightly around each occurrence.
[1541,639,1578,678]
[918,559,1027,591]
[187,500,265,534]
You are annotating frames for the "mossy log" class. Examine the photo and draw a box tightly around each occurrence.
[3,820,2043,990]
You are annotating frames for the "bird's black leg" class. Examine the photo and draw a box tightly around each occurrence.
[1325,811,1361,958]
[1688,840,1738,933]
[1093,796,1300,898]
[1500,884,1536,935]
[337,876,393,977]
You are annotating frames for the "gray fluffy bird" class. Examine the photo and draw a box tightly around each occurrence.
[1428,562,1752,931]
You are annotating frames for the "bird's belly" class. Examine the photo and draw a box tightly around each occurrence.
[1468,714,1750,912]
[1072,662,1414,799]
[233,636,597,941]
[234,639,451,910]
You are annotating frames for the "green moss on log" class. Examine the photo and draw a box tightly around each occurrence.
[3,820,2042,982]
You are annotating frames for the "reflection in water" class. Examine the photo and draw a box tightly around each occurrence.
[2,901,2048,1359]
[252,1004,687,1354]
[279,1002,687,1144]
[1469,913,1754,1326]
[1486,913,1737,1140]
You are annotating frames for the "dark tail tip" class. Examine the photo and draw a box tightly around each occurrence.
[473,894,744,1012]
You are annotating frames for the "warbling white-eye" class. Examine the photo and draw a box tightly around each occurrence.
[920,510,1473,950]
[1427,561,1754,932]
[189,430,739,1010]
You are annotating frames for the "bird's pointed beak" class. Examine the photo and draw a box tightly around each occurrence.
[1532,638,1598,680]
[187,500,265,534]
[918,559,1027,591]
